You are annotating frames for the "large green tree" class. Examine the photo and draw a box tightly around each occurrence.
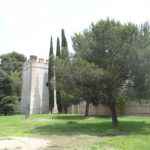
[72,19,140,126]
[0,51,26,75]
[0,69,19,115]
[56,58,104,116]
[0,52,26,115]
[0,52,26,97]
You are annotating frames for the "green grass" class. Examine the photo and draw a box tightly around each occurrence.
[0,114,150,149]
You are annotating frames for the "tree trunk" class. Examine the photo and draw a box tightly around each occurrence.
[85,101,90,117]
[109,102,118,127]
[64,106,68,114]
[57,91,63,113]
[50,109,53,114]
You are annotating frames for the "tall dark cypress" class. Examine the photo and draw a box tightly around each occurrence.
[56,37,61,57]
[60,29,70,113]
[48,36,54,113]
[61,29,69,59]
[56,37,63,113]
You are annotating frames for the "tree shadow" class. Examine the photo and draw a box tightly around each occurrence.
[51,114,87,120]
[31,119,150,137]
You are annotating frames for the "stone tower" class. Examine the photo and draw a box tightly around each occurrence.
[21,55,49,114]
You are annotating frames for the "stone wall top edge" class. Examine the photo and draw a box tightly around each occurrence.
[23,63,48,71]
[24,55,48,65]
[22,55,49,70]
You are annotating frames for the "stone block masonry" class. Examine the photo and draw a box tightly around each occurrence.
[21,56,49,115]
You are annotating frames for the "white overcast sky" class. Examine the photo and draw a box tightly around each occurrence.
[0,0,150,58]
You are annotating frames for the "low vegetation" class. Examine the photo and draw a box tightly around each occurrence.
[0,114,150,149]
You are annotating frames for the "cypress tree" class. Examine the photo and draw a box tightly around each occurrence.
[56,37,63,113]
[61,29,69,59]
[56,37,61,57]
[48,36,54,113]
[60,29,70,113]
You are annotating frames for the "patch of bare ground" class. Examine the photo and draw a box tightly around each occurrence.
[44,135,100,150]
[0,135,100,150]
[0,137,50,150]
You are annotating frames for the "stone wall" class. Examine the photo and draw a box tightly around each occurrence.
[68,101,111,116]
[125,101,150,115]
[30,61,49,114]
[21,61,31,114]
[68,101,150,116]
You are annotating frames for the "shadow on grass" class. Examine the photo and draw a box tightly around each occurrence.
[31,119,150,137]
[51,115,87,120]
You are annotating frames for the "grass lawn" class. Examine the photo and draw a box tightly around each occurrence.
[0,114,150,149]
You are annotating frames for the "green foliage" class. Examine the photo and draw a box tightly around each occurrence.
[48,36,54,112]
[0,52,26,97]
[0,52,26,115]
[72,20,137,98]
[0,96,19,115]
[116,96,126,115]
[72,19,150,126]
[9,71,22,97]
[56,20,150,125]
[0,51,26,75]
[129,46,150,99]
[55,30,70,113]
[0,69,12,98]
[61,29,69,59]
[56,58,104,115]
[56,37,61,57]
[56,37,63,113]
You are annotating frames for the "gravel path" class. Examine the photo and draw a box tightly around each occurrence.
[0,137,50,150]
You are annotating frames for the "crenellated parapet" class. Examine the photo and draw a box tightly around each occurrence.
[25,55,48,64]
[23,55,48,71]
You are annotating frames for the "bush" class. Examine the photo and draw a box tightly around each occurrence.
[0,96,19,115]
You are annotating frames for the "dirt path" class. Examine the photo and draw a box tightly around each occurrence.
[45,135,100,150]
[0,135,100,150]
[0,137,50,150]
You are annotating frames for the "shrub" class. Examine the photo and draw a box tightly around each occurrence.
[0,96,19,115]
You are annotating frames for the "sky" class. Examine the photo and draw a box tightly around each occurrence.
[0,0,150,58]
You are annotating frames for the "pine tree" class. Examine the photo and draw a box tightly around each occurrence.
[48,36,54,113]
[61,29,69,59]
